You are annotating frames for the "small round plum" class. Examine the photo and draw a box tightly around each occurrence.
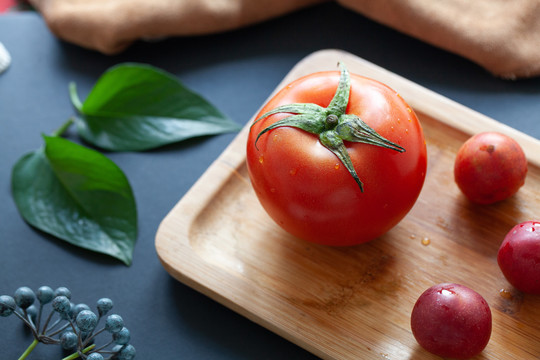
[498,221,540,294]
[411,283,492,359]
[454,132,527,204]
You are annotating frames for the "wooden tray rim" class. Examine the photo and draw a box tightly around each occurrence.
[155,49,540,359]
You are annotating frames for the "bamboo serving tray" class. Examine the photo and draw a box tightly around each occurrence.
[155,49,540,359]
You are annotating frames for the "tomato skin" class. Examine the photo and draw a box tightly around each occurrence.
[411,283,492,359]
[497,221,540,294]
[246,71,427,246]
[454,132,527,204]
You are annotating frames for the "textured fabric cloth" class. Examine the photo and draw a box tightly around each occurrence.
[339,0,540,79]
[28,0,540,79]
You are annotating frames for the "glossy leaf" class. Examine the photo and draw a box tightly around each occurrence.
[11,135,137,265]
[70,63,241,151]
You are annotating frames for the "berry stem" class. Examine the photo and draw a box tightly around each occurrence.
[62,344,96,360]
[92,338,113,353]
[83,326,106,347]
[18,339,38,360]
[46,317,63,333]
[23,308,36,330]
[67,319,83,350]
[46,321,70,337]
[12,310,38,338]
[35,304,43,334]
[40,309,55,335]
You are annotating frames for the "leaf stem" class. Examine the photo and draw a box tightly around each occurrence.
[18,339,38,360]
[52,118,75,137]
[69,82,83,111]
[62,344,96,360]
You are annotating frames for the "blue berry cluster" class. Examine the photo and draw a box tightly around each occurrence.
[0,286,135,360]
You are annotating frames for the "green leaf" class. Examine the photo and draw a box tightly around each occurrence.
[70,63,241,151]
[11,136,137,265]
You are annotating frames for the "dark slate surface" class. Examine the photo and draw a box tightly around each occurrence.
[1,3,539,359]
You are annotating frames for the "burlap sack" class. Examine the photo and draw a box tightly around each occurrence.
[29,0,540,79]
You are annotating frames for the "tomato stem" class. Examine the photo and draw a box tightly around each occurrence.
[325,114,338,129]
[253,62,405,192]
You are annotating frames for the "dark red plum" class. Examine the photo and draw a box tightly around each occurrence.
[411,283,492,359]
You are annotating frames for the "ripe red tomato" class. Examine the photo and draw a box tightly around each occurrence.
[454,132,527,204]
[498,221,540,294]
[411,283,492,359]
[246,64,427,246]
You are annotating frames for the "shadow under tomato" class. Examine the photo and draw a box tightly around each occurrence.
[265,231,405,353]
[272,234,400,307]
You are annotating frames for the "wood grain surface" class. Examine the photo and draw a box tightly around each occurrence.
[155,49,540,359]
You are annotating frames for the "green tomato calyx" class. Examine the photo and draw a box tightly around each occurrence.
[253,62,405,192]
